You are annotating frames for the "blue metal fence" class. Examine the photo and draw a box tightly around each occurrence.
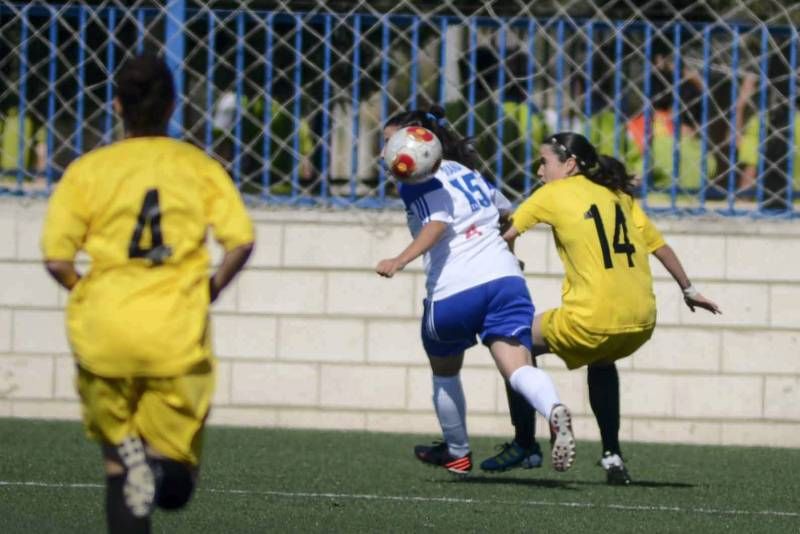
[1,3,799,217]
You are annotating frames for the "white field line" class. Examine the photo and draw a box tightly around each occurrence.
[1,480,799,519]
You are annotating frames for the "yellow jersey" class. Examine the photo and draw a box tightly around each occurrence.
[41,137,254,377]
[512,174,665,333]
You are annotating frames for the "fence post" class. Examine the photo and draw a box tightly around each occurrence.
[165,0,186,138]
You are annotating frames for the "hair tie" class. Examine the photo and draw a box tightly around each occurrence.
[425,112,437,123]
[437,117,449,128]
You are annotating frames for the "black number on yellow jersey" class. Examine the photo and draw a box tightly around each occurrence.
[129,188,173,265]
[588,203,635,269]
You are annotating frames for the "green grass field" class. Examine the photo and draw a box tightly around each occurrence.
[1,418,798,533]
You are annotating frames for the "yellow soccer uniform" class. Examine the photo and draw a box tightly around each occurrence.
[41,137,254,378]
[512,174,665,368]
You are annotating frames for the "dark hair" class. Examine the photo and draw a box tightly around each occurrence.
[114,53,175,136]
[384,105,481,172]
[545,132,635,195]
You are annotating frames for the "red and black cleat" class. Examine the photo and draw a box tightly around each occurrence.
[414,441,472,475]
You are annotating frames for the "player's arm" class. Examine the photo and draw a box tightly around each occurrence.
[205,159,256,302]
[652,245,721,314]
[210,243,254,303]
[376,221,447,278]
[40,165,88,292]
[630,200,721,315]
[44,261,81,291]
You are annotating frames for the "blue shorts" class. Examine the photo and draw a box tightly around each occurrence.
[421,276,534,357]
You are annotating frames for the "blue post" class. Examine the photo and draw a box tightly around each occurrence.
[614,23,624,159]
[409,16,420,109]
[75,7,86,159]
[292,14,303,199]
[699,24,711,208]
[262,13,275,196]
[16,6,29,187]
[438,16,447,106]
[467,18,477,138]
[350,14,362,200]
[494,20,507,188]
[788,31,798,209]
[756,26,769,208]
[641,23,653,205]
[524,18,536,195]
[584,22,594,140]
[378,17,390,201]
[136,9,145,53]
[670,24,682,208]
[322,14,334,201]
[232,11,244,187]
[726,25,740,212]
[165,0,186,138]
[104,8,117,146]
[556,19,565,132]
[204,10,215,154]
[46,6,57,189]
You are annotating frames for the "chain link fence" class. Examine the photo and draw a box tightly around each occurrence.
[2,0,799,215]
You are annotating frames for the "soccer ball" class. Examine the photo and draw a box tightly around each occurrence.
[383,126,443,183]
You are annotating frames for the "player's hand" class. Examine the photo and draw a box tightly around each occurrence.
[376,257,405,278]
[684,293,721,314]
[209,277,221,303]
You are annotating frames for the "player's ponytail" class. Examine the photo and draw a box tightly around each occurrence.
[384,106,481,172]
[546,132,635,195]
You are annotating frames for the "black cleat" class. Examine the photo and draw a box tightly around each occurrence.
[479,441,543,472]
[600,451,632,486]
[414,441,472,475]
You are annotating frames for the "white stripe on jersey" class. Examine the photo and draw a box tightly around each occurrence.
[399,160,524,301]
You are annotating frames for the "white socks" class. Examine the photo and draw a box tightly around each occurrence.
[432,374,469,457]
[508,365,560,420]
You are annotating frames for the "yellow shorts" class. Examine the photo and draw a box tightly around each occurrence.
[541,309,654,370]
[76,358,215,465]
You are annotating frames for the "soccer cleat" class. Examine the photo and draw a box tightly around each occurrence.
[600,451,632,486]
[414,441,472,475]
[117,435,156,518]
[548,404,576,472]
[480,441,543,472]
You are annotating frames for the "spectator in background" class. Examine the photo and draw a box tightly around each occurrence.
[452,44,548,197]
[0,96,46,183]
[627,67,717,191]
[737,40,798,209]
[577,43,643,180]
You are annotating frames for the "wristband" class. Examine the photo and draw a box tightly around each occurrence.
[682,285,699,299]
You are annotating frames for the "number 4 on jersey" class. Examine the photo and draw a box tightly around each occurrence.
[587,203,635,269]
[129,188,173,265]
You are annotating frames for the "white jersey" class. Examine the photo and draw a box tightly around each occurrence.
[399,159,524,300]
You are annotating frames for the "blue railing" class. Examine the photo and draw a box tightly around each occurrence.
[1,3,799,217]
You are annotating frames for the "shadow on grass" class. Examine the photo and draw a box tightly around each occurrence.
[440,475,696,490]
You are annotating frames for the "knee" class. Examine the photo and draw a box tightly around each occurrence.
[154,460,195,510]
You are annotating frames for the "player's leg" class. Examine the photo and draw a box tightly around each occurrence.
[488,339,575,472]
[413,296,479,474]
[588,361,632,485]
[413,351,473,474]
[135,358,215,509]
[480,374,542,472]
[76,367,154,533]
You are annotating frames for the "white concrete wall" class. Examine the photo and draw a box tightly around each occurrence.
[1,197,799,447]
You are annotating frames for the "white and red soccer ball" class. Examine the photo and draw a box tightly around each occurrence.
[383,126,443,183]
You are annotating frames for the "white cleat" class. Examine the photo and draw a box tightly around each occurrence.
[117,435,156,517]
[549,404,576,472]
